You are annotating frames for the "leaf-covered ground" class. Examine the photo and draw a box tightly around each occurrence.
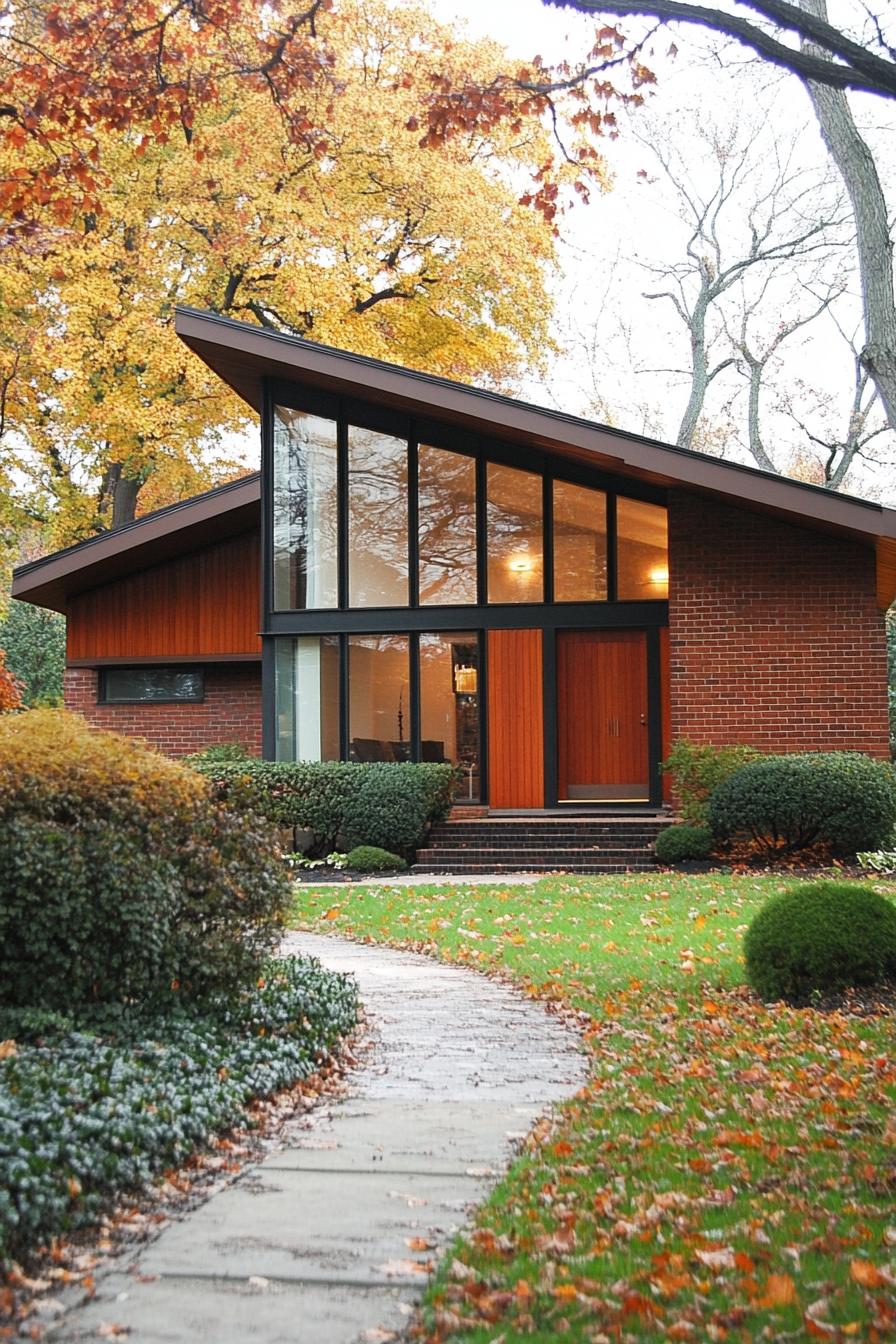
[292,874,896,1342]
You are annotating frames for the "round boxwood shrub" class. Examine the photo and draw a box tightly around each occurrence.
[654,823,714,864]
[0,710,291,1008]
[346,845,408,873]
[744,881,896,1004]
[708,752,896,856]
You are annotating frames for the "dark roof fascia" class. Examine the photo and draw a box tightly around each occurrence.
[174,306,896,549]
[12,473,261,613]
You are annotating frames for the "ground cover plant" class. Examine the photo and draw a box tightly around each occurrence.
[292,873,896,1342]
[0,958,359,1265]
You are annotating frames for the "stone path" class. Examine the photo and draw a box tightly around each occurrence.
[54,933,586,1344]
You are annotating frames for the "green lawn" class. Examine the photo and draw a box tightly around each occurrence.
[292,873,896,1342]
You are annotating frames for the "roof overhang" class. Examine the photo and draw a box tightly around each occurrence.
[12,474,260,613]
[175,307,896,609]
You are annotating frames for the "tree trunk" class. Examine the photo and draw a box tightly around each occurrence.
[100,463,142,528]
[676,291,710,448]
[800,0,896,433]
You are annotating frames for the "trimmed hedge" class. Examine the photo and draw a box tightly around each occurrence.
[0,956,359,1263]
[654,824,714,864]
[708,751,896,856]
[192,759,455,856]
[0,710,291,1007]
[345,845,407,873]
[744,881,896,1004]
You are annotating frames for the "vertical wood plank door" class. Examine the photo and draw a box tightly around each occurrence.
[557,629,649,802]
[487,628,544,808]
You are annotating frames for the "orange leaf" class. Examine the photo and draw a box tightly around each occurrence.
[850,1258,885,1288]
[758,1273,798,1308]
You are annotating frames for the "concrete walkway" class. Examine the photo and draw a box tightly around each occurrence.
[54,933,586,1344]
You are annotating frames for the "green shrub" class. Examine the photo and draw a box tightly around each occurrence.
[193,758,454,856]
[743,881,896,1004]
[654,824,714,864]
[661,739,765,825]
[0,710,291,1008]
[0,955,358,1263]
[342,763,440,854]
[708,751,896,856]
[346,845,407,872]
[185,741,255,764]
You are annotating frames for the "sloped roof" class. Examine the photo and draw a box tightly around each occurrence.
[13,307,896,611]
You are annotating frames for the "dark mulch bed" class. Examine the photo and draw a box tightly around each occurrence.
[792,981,896,1017]
[290,867,407,884]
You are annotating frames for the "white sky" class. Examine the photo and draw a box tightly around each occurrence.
[425,0,896,503]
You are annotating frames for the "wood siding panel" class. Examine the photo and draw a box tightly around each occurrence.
[67,530,261,661]
[487,629,544,808]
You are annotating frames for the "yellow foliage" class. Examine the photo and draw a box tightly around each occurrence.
[0,0,597,542]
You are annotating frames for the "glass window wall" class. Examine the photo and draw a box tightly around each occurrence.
[486,463,543,603]
[348,634,411,761]
[274,635,340,761]
[553,480,608,602]
[348,426,409,607]
[418,445,478,605]
[616,498,669,600]
[272,407,338,610]
[419,633,480,800]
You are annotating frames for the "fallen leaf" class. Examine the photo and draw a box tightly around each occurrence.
[96,1326,130,1339]
[850,1258,886,1288]
[405,1237,434,1251]
[375,1259,431,1278]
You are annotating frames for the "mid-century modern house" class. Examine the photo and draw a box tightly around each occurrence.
[13,308,896,816]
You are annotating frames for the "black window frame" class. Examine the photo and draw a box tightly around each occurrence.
[98,666,206,705]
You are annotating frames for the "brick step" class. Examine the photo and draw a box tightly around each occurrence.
[427,832,665,846]
[411,862,655,874]
[416,844,654,859]
[430,820,670,834]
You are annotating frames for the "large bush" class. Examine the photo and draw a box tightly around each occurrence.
[661,739,765,825]
[744,881,896,1004]
[708,751,896,856]
[0,710,291,1008]
[192,758,455,855]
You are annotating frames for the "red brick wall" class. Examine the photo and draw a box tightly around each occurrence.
[64,663,262,757]
[668,491,890,757]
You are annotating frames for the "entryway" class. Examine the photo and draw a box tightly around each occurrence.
[556,629,650,803]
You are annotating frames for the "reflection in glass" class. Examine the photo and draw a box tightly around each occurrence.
[348,635,410,761]
[553,481,608,602]
[616,497,669,600]
[419,633,480,800]
[272,407,338,610]
[486,463,543,603]
[348,426,409,607]
[274,636,340,762]
[418,446,478,605]
[101,668,203,702]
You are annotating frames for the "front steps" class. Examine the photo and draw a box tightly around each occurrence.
[412,812,673,875]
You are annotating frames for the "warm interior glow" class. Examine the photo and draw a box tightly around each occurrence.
[454,664,478,695]
[508,554,534,573]
[649,565,669,586]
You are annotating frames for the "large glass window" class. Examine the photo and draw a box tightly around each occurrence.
[274,636,340,762]
[419,633,480,800]
[348,635,410,761]
[348,426,409,607]
[418,445,478,605]
[553,481,608,602]
[272,407,338,610]
[617,498,669,600]
[486,463,543,603]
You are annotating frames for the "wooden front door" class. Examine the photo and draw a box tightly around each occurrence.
[557,630,649,802]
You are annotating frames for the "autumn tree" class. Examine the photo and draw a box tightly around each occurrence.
[1,8,552,536]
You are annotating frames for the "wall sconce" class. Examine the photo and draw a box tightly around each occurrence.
[454,664,478,695]
[649,565,669,587]
[507,553,534,574]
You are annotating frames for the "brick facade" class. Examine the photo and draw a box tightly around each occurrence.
[64,663,263,757]
[668,491,890,757]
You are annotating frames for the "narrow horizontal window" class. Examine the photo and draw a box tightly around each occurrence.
[100,668,204,703]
